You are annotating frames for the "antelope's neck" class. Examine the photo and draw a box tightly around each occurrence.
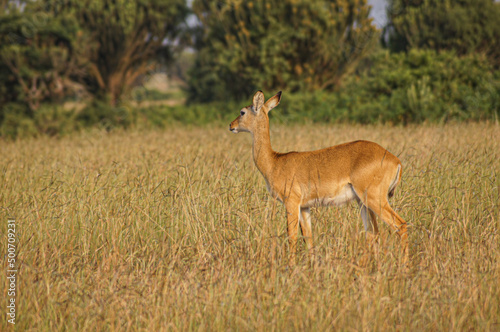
[251,123,276,178]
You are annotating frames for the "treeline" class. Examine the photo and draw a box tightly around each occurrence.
[1,0,499,138]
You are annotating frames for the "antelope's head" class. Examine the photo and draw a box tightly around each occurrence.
[229,90,282,134]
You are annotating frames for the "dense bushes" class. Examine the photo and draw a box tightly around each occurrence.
[266,50,500,124]
[118,49,500,127]
[386,0,500,68]
[0,103,78,138]
[1,49,498,139]
[336,49,499,123]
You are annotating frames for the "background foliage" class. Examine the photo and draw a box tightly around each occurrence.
[188,0,378,102]
[0,1,84,111]
[71,0,189,105]
[295,49,499,124]
[1,0,500,138]
[385,0,500,68]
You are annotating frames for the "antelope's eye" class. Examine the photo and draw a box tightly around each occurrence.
[240,110,246,116]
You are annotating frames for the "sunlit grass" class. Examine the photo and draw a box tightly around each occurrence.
[1,123,499,331]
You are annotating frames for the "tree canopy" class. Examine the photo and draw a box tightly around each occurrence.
[0,0,189,110]
[188,0,378,102]
[72,0,189,105]
[385,0,500,67]
[0,1,84,112]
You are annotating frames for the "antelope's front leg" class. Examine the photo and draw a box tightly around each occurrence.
[285,201,300,267]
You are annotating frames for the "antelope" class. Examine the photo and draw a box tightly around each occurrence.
[229,91,409,265]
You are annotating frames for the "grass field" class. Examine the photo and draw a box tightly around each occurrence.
[1,123,499,331]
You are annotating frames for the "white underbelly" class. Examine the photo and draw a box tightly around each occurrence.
[301,184,356,208]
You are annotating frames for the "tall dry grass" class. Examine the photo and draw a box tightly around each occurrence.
[1,123,499,331]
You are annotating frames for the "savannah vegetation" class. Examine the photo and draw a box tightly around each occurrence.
[1,123,499,330]
[1,0,499,138]
[1,0,500,330]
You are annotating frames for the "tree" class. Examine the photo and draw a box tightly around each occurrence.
[70,0,189,105]
[189,0,378,102]
[385,0,500,67]
[0,1,84,112]
[0,0,189,109]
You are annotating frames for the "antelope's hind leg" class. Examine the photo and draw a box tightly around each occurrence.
[358,201,380,264]
[359,202,379,235]
[353,185,408,264]
[299,207,314,263]
[365,197,409,264]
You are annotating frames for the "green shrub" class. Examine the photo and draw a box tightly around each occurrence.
[0,103,80,139]
[0,103,37,139]
[76,99,137,131]
[132,88,183,102]
[386,0,500,68]
[33,104,79,136]
[137,100,242,128]
[337,49,500,123]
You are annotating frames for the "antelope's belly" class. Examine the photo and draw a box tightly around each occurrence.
[301,184,356,208]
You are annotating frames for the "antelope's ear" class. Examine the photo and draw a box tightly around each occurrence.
[252,90,265,113]
[264,91,282,113]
